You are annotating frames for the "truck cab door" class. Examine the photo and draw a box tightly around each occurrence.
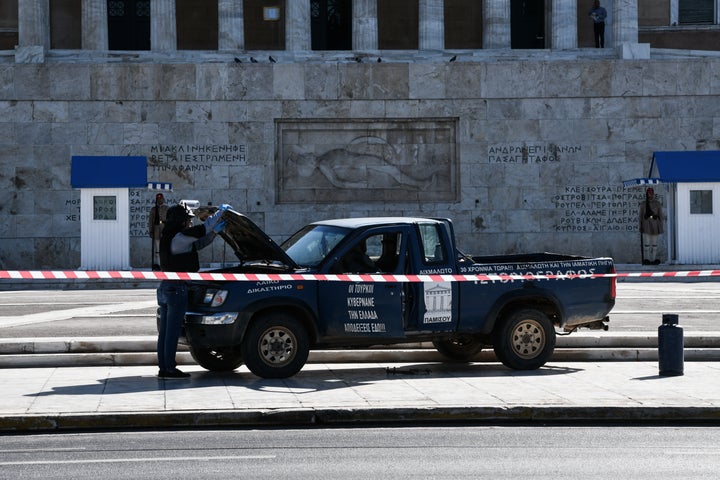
[404,222,459,333]
[318,227,411,340]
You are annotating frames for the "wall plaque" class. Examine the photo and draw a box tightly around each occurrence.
[276,119,459,203]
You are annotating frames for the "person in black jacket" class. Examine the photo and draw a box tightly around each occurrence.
[588,0,607,48]
[156,203,229,378]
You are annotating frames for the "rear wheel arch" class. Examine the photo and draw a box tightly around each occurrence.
[487,293,563,333]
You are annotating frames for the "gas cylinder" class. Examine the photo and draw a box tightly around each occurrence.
[658,313,684,376]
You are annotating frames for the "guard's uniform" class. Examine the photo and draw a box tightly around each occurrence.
[639,189,663,265]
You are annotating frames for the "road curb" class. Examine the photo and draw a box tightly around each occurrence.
[4,333,719,354]
[2,348,720,368]
[1,405,720,432]
[2,334,720,367]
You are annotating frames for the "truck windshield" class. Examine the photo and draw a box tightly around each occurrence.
[281,225,351,267]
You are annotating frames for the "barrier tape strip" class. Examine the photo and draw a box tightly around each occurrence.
[1,269,720,282]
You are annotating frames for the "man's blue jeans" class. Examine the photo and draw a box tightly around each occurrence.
[156,281,188,371]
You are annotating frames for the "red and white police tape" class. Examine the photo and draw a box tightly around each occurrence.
[1,269,720,282]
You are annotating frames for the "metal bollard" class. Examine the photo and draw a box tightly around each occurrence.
[658,313,684,376]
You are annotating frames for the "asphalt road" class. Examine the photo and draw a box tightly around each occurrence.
[0,282,719,339]
[1,426,719,479]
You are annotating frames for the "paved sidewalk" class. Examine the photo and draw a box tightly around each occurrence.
[2,361,719,432]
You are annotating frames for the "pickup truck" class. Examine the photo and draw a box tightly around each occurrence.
[182,210,616,378]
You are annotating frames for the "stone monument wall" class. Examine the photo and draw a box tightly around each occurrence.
[0,57,718,268]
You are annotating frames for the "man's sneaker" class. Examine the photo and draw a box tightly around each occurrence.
[158,368,191,379]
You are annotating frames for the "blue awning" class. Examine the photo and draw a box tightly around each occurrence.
[651,150,720,183]
[623,150,720,187]
[71,156,147,188]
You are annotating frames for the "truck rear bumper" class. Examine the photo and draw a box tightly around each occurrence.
[564,316,610,332]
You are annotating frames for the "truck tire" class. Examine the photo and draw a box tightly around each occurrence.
[242,313,310,379]
[433,335,484,362]
[189,345,243,372]
[493,308,556,370]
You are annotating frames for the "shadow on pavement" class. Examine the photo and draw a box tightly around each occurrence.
[632,374,678,381]
[25,362,584,398]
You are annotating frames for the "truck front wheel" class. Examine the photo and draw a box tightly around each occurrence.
[433,335,484,362]
[189,345,243,372]
[242,313,310,379]
[493,309,556,370]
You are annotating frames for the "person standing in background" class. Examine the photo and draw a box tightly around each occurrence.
[148,193,168,271]
[589,0,607,48]
[639,187,663,265]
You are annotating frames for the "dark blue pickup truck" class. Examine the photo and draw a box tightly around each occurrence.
[183,211,616,378]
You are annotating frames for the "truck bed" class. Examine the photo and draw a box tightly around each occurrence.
[467,252,591,265]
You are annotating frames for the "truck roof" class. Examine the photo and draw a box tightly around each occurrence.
[217,212,451,268]
[311,217,442,229]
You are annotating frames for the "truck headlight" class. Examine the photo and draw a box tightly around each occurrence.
[203,289,228,307]
[186,312,238,325]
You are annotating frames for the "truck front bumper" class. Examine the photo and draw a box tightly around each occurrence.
[183,312,243,347]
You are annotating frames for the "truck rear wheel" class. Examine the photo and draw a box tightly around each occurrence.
[493,309,556,370]
[189,345,243,372]
[433,335,484,362]
[242,313,310,379]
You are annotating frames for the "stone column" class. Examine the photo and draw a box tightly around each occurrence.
[82,0,108,50]
[16,0,49,62]
[551,0,576,49]
[613,0,649,58]
[669,0,678,26]
[287,0,311,51]
[218,0,244,50]
[419,0,444,50]
[613,0,637,44]
[151,0,176,51]
[482,0,511,49]
[353,0,378,50]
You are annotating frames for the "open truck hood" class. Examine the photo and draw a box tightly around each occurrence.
[218,209,298,269]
